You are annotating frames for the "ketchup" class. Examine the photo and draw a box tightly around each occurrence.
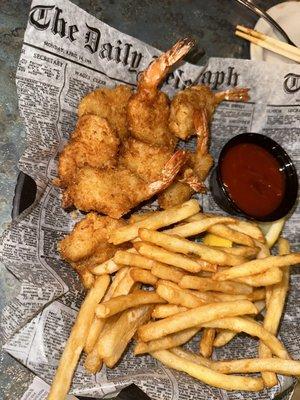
[220,143,285,218]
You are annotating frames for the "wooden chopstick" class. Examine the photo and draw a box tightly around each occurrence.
[236,25,300,56]
[235,25,300,63]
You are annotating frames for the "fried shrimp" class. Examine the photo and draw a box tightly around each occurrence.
[169,85,250,140]
[59,213,126,263]
[158,109,213,209]
[119,137,173,182]
[78,85,132,140]
[127,37,195,149]
[59,213,127,285]
[55,115,119,188]
[62,150,187,219]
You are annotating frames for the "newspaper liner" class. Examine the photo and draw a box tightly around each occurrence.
[0,0,299,398]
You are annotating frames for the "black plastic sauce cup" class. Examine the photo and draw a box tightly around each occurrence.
[209,133,298,222]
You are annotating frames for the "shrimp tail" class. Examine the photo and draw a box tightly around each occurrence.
[179,168,207,193]
[186,109,214,189]
[138,37,195,97]
[194,109,210,157]
[147,150,188,195]
[215,88,250,104]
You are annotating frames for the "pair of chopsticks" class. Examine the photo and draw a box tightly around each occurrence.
[235,25,300,63]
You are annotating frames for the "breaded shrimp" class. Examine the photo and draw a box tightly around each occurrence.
[158,179,194,209]
[158,109,214,209]
[62,150,187,218]
[127,37,195,149]
[119,137,173,182]
[55,115,119,187]
[78,85,132,140]
[59,213,127,285]
[59,213,126,263]
[169,85,250,140]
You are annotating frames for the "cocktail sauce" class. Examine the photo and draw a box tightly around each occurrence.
[220,143,285,218]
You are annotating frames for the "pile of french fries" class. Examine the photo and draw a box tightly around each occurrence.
[48,200,300,399]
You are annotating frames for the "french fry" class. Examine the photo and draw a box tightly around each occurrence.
[156,282,205,308]
[160,282,261,303]
[84,349,103,374]
[171,348,300,376]
[213,253,300,281]
[90,248,137,275]
[259,237,290,387]
[128,210,160,223]
[199,328,215,358]
[202,317,289,359]
[85,314,119,373]
[96,291,165,318]
[91,258,122,275]
[170,346,213,368]
[138,228,246,266]
[85,267,130,354]
[248,288,266,301]
[85,318,105,356]
[163,216,235,237]
[48,275,110,400]
[151,304,188,319]
[98,305,152,364]
[179,275,253,295]
[183,213,208,222]
[78,269,95,289]
[213,330,237,347]
[151,350,264,391]
[151,263,185,283]
[134,241,206,273]
[112,268,137,296]
[186,213,265,243]
[200,292,248,302]
[138,300,257,342]
[105,267,130,298]
[211,358,300,375]
[191,257,218,272]
[134,327,198,355]
[109,199,200,245]
[208,224,255,247]
[130,268,158,285]
[228,221,265,243]
[235,267,283,287]
[114,250,164,270]
[180,288,246,303]
[213,301,265,348]
[213,246,259,259]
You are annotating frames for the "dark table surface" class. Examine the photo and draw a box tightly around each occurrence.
[0,0,288,399]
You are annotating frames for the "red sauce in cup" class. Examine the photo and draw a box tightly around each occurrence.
[220,143,285,218]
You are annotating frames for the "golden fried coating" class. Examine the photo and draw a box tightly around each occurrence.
[62,151,187,218]
[62,167,146,219]
[127,91,177,149]
[119,137,173,182]
[158,181,193,209]
[169,86,250,140]
[56,115,119,187]
[78,85,132,140]
[59,212,126,263]
[126,38,195,149]
[191,151,214,181]
[169,86,216,140]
